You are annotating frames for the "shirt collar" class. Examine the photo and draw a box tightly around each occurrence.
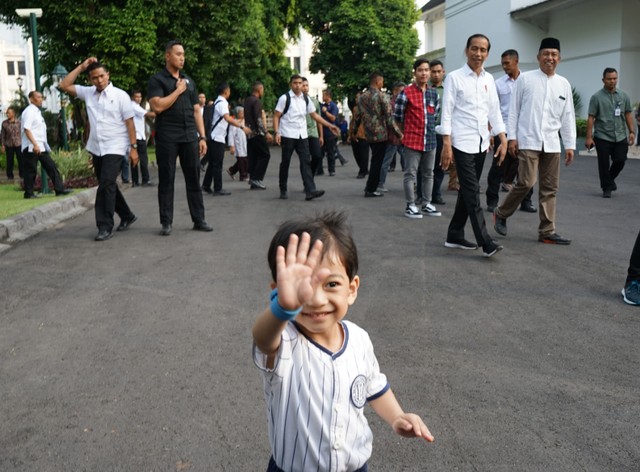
[463,63,485,77]
[93,82,114,96]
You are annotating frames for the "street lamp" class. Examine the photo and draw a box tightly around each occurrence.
[16,76,25,107]
[52,63,69,151]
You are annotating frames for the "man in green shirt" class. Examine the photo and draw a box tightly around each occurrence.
[585,67,636,198]
[302,77,324,176]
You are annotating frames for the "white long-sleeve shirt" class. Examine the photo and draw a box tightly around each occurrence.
[507,68,576,152]
[436,63,505,153]
[228,119,247,157]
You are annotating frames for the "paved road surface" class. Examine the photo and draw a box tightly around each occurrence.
[1,146,638,471]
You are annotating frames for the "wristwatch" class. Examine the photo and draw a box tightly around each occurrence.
[130,143,138,149]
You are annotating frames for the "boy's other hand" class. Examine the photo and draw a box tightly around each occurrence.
[392,413,435,443]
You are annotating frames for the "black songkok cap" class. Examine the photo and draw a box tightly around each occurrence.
[539,37,560,51]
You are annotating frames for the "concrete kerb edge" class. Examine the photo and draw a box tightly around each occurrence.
[0,187,97,246]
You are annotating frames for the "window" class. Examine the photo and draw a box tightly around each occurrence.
[7,61,15,76]
[17,61,26,75]
[293,57,301,73]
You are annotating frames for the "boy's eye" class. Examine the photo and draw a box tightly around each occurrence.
[326,281,340,289]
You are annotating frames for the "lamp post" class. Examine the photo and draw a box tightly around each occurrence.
[52,63,69,151]
[16,76,24,106]
[16,8,48,192]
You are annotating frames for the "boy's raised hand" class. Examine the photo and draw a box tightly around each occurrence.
[275,232,329,311]
[392,413,435,443]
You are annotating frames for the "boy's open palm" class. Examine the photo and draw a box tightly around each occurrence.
[276,233,330,310]
[392,414,435,443]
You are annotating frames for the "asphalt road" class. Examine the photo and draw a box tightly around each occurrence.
[1,145,639,471]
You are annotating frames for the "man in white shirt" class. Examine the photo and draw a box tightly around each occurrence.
[59,57,139,242]
[201,82,250,196]
[20,91,72,199]
[494,37,576,246]
[272,74,339,200]
[130,90,155,187]
[437,34,507,258]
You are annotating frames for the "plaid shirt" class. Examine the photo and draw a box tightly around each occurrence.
[353,87,400,143]
[394,83,437,151]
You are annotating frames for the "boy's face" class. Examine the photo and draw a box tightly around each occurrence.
[294,251,359,346]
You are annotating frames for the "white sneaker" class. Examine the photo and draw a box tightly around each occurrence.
[404,204,423,219]
[421,203,441,216]
[376,186,388,193]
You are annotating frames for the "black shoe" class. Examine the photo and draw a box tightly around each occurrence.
[493,209,507,236]
[280,191,288,200]
[94,229,113,241]
[433,197,446,205]
[56,189,73,196]
[117,215,137,232]
[142,181,155,187]
[213,189,231,196]
[603,190,612,198]
[356,173,368,179]
[483,242,503,258]
[520,202,537,213]
[201,186,213,194]
[364,190,384,197]
[329,172,336,176]
[305,190,325,201]
[24,194,41,199]
[539,233,571,245]
[444,239,478,250]
[160,224,172,236]
[226,168,236,180]
[193,221,213,232]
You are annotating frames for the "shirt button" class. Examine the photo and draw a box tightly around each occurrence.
[334,442,342,450]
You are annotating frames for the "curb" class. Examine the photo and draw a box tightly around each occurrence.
[0,187,97,252]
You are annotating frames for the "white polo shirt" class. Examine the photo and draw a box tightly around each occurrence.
[436,63,505,153]
[254,320,389,472]
[507,68,576,152]
[131,101,147,141]
[21,103,50,152]
[75,83,135,156]
[275,90,316,139]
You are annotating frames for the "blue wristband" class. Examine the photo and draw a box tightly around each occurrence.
[269,288,302,321]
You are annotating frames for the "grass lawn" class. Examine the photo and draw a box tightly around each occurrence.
[0,183,79,220]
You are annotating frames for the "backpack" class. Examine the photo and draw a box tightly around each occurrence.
[281,92,309,116]
[204,99,225,138]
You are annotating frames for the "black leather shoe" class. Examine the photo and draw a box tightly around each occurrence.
[201,186,213,194]
[193,221,213,232]
[433,197,446,205]
[280,191,288,200]
[364,190,384,197]
[213,189,231,196]
[493,209,508,236]
[539,233,571,245]
[160,224,172,236]
[305,190,325,201]
[142,181,155,187]
[520,202,537,213]
[94,229,113,241]
[24,194,41,199]
[56,189,73,196]
[117,215,137,232]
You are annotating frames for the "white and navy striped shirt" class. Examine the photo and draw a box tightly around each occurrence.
[254,320,389,472]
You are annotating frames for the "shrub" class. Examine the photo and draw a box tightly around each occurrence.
[576,118,588,138]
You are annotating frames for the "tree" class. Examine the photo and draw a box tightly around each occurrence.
[1,0,293,108]
[296,0,419,100]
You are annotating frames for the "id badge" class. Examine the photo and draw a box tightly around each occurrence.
[614,107,621,117]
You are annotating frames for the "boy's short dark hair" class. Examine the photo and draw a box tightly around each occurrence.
[215,81,230,96]
[429,59,443,68]
[268,211,359,282]
[413,58,429,70]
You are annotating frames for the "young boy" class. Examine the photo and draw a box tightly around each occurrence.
[227,106,249,181]
[253,212,434,472]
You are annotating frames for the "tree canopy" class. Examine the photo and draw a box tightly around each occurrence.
[297,0,420,100]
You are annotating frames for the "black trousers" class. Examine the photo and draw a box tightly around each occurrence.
[352,139,369,176]
[627,229,640,284]
[432,134,444,200]
[5,146,22,179]
[308,136,323,176]
[447,146,493,250]
[322,134,338,173]
[202,140,226,191]
[155,139,205,225]
[365,141,387,193]
[130,139,151,184]
[247,135,271,181]
[279,136,317,194]
[594,137,627,191]
[486,152,533,208]
[91,154,134,232]
[22,149,65,197]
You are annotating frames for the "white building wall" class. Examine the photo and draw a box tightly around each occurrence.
[284,28,326,102]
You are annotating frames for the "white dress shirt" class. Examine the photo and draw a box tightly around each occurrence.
[131,101,147,141]
[494,73,518,124]
[75,83,135,156]
[21,104,50,152]
[210,96,231,144]
[275,90,316,139]
[507,69,576,152]
[436,63,505,153]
